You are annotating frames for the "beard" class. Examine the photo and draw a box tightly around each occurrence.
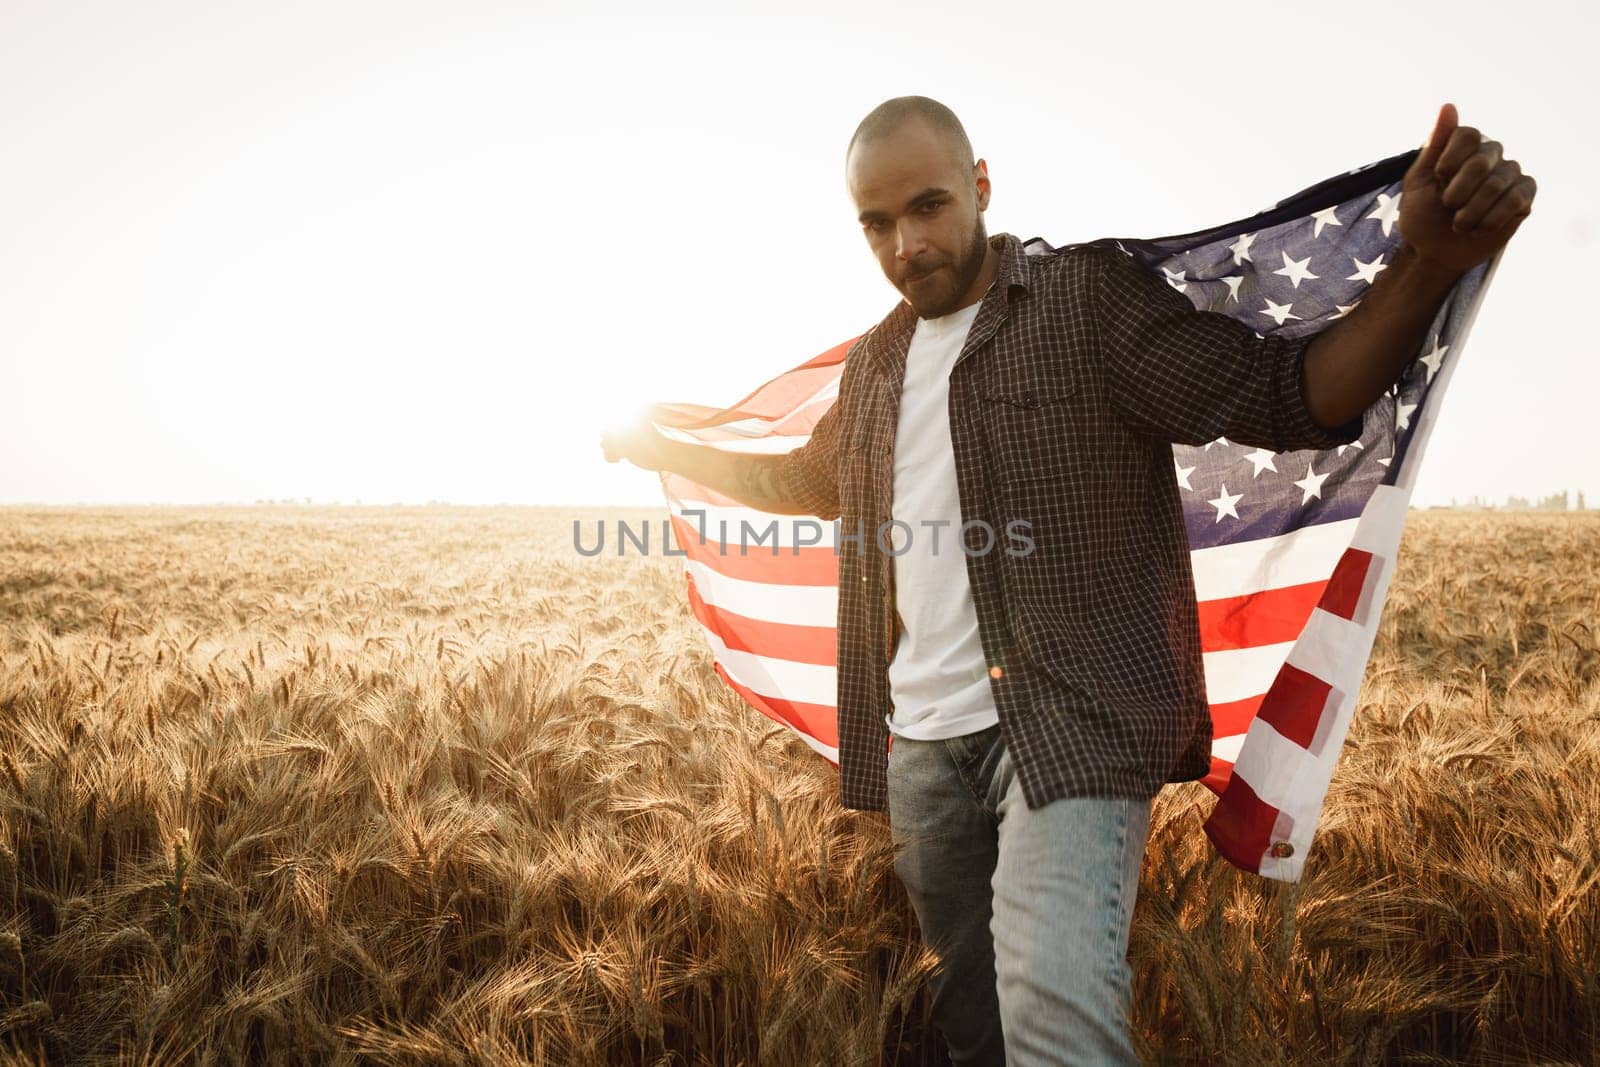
[900,213,990,319]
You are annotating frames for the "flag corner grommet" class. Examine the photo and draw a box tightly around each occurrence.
[1269,841,1295,858]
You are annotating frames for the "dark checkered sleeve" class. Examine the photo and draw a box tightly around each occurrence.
[777,387,844,520]
[1093,246,1365,452]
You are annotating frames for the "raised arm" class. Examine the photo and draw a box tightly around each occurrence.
[1301,104,1535,428]
[600,397,844,519]
[1099,104,1533,454]
[1096,245,1365,453]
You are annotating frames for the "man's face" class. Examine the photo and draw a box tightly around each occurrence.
[847,118,991,319]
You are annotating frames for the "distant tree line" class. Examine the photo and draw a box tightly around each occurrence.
[1446,490,1589,510]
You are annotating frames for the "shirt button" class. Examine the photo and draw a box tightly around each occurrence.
[1021,389,1037,408]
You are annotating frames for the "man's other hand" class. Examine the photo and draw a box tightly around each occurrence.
[600,415,671,472]
[1399,102,1537,277]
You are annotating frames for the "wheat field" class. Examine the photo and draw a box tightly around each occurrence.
[0,506,1594,1065]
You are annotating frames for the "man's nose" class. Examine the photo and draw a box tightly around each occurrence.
[895,221,926,261]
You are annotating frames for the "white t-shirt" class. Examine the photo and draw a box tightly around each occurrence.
[884,298,1000,740]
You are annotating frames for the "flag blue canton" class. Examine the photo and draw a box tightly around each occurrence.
[1027,149,1491,552]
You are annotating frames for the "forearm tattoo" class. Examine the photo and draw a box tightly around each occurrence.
[726,455,796,513]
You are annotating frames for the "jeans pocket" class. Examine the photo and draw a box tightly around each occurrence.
[945,724,1002,801]
[952,723,1002,761]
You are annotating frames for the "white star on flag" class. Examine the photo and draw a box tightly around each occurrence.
[1293,462,1328,503]
[1273,251,1320,289]
[1366,192,1401,236]
[1396,399,1417,431]
[1418,339,1448,383]
[1223,275,1244,303]
[1346,254,1388,284]
[1229,231,1256,265]
[1243,448,1278,476]
[1175,461,1196,490]
[1311,206,1343,238]
[1208,484,1243,522]
[1162,267,1188,292]
[1259,299,1300,326]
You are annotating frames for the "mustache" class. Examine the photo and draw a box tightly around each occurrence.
[902,261,947,282]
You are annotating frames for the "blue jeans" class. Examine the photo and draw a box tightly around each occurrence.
[885,722,1152,1066]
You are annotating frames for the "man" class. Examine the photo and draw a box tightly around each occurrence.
[600,96,1533,1064]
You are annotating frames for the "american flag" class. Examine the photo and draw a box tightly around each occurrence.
[648,147,1499,883]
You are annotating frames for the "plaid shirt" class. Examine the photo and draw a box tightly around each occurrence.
[780,232,1364,813]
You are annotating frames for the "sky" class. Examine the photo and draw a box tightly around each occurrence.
[3,0,1595,508]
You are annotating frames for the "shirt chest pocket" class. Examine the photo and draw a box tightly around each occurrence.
[841,422,890,517]
[977,375,1084,485]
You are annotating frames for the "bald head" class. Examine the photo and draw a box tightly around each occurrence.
[846,96,975,175]
[844,96,996,319]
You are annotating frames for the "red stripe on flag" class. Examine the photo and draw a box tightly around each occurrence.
[661,393,839,441]
[663,475,747,510]
[684,573,836,667]
[654,338,856,430]
[1254,662,1333,750]
[1320,547,1374,621]
[1197,579,1328,652]
[1204,772,1279,875]
[712,662,841,750]
[769,395,841,436]
[1208,692,1266,739]
[1202,755,1235,794]
[670,515,839,586]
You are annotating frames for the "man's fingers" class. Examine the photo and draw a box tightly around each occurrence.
[599,420,669,471]
[1433,124,1484,186]
[1441,141,1503,210]
[1413,102,1458,174]
[1473,174,1537,235]
[1448,157,1519,230]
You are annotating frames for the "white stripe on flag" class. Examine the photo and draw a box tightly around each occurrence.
[1202,640,1296,706]
[793,729,840,763]
[1229,717,1312,820]
[1348,483,1409,554]
[684,559,837,627]
[1211,732,1247,764]
[657,427,812,453]
[1284,608,1369,701]
[1189,518,1360,601]
[701,628,838,708]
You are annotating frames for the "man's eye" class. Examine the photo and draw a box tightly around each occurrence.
[920,201,942,213]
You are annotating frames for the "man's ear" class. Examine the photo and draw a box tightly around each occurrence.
[973,158,991,210]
